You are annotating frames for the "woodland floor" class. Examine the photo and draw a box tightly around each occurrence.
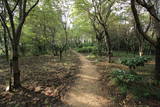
[0,51,80,106]
[0,51,160,107]
[84,53,160,107]
[62,51,119,107]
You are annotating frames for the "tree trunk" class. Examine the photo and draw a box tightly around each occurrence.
[1,4,9,62]
[12,44,21,88]
[8,59,13,91]
[108,51,112,63]
[3,28,9,62]
[139,42,143,56]
[59,50,63,61]
[148,44,152,55]
[154,18,160,81]
[155,45,160,81]
[155,38,160,81]
[97,40,102,56]
[104,29,112,63]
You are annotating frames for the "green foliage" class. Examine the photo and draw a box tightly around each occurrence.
[113,51,136,57]
[111,69,160,100]
[111,70,142,84]
[76,42,97,53]
[19,0,69,56]
[120,56,151,69]
[78,42,94,48]
[76,46,97,53]
[86,54,96,59]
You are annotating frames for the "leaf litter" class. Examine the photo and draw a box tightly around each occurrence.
[0,52,80,106]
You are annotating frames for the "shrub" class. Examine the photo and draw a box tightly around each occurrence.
[120,56,150,69]
[76,46,97,53]
[111,69,148,99]
[111,69,142,85]
[78,42,94,48]
[111,69,160,100]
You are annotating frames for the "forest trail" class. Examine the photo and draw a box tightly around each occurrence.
[63,51,111,107]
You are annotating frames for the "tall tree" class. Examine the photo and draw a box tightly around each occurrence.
[90,0,116,62]
[0,2,9,61]
[131,0,160,80]
[0,0,39,89]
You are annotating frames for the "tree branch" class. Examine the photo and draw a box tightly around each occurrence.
[105,0,115,24]
[131,0,156,47]
[2,0,12,13]
[0,14,13,42]
[11,0,21,13]
[136,0,160,22]
[25,0,39,17]
[3,0,16,38]
[145,16,151,33]
[23,0,27,16]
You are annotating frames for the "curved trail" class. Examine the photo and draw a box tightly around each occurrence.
[63,51,111,107]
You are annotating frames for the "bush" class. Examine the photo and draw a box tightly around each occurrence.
[78,42,94,48]
[111,70,142,85]
[76,46,97,53]
[120,56,150,69]
[111,69,160,100]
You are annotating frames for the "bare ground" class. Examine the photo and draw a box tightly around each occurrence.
[63,51,118,107]
[0,52,80,106]
[86,55,160,107]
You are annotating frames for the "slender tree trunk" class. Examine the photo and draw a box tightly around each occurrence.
[59,50,62,61]
[3,28,9,61]
[8,59,13,91]
[1,3,9,62]
[148,44,152,55]
[155,43,160,81]
[139,42,143,56]
[104,29,112,63]
[154,19,160,81]
[97,40,102,56]
[1,0,39,90]
[12,43,21,88]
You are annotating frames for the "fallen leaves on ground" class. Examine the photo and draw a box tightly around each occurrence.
[0,52,80,106]
[85,54,160,107]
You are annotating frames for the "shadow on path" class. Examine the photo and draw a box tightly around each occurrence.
[63,51,118,107]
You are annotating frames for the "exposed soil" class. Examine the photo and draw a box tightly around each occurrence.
[2,51,151,107]
[85,54,160,107]
[63,51,118,107]
[0,52,80,106]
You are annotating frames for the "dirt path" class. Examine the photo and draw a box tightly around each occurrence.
[63,52,111,107]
